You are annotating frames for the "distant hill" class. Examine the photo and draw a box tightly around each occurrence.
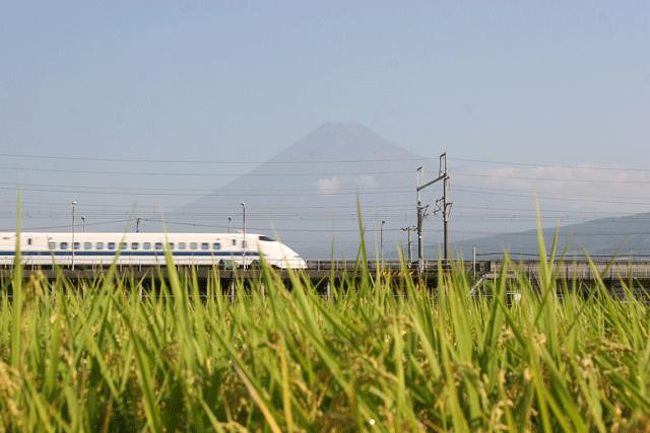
[174,123,428,258]
[452,212,650,260]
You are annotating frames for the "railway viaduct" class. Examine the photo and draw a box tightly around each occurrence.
[2,260,650,298]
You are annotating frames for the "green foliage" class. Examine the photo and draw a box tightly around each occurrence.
[0,255,649,432]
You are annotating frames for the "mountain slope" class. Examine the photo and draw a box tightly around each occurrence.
[175,123,428,258]
[453,212,650,259]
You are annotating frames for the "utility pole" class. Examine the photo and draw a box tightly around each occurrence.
[380,220,386,264]
[240,203,246,267]
[81,216,86,232]
[416,153,451,274]
[71,200,77,270]
[228,216,232,233]
[136,217,142,233]
[401,226,415,264]
[472,247,477,279]
[440,153,451,265]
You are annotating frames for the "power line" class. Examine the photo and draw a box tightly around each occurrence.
[4,181,650,206]
[454,187,650,207]
[3,194,646,218]
[5,181,650,207]
[452,157,650,173]
[0,152,430,165]
[0,185,413,197]
[0,197,416,211]
[1,217,437,234]
[454,205,638,216]
[0,165,412,177]
[452,183,650,202]
[0,218,132,232]
[3,151,649,174]
[0,181,411,195]
[0,209,415,220]
[9,209,635,223]
[456,172,650,185]
[2,201,645,221]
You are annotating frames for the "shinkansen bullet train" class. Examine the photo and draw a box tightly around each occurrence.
[0,232,307,269]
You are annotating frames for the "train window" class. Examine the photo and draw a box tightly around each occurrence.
[201,242,209,250]
[48,241,56,250]
[27,238,32,246]
[167,242,174,250]
[119,242,127,250]
[178,242,186,250]
[143,242,151,250]
[242,241,247,248]
[231,239,236,246]
[213,242,221,250]
[258,235,274,242]
[190,242,198,250]
[108,242,116,250]
[154,242,163,250]
[60,242,69,250]
[96,242,104,250]
[131,242,139,250]
[84,242,92,250]
[73,242,80,250]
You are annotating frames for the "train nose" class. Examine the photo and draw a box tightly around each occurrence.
[277,243,307,269]
[288,254,307,269]
[285,252,307,269]
[291,251,307,268]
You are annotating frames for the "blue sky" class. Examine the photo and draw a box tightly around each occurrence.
[1,1,649,250]
[2,1,648,163]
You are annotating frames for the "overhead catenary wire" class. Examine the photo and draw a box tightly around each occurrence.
[0,165,413,177]
[452,184,650,202]
[0,218,133,232]
[2,198,646,220]
[0,197,417,211]
[450,157,650,173]
[4,209,637,224]
[3,179,650,200]
[453,204,641,215]
[0,217,449,234]
[0,185,413,197]
[453,187,650,207]
[0,152,432,165]
[4,180,650,207]
[2,151,650,174]
[4,192,648,217]
[455,172,650,185]
[0,181,409,194]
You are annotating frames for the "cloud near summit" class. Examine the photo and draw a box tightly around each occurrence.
[316,176,341,195]
[315,175,379,195]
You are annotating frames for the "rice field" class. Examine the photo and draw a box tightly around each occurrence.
[1,239,649,432]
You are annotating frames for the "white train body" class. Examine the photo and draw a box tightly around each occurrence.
[0,232,307,269]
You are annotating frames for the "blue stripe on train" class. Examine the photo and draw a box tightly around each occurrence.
[0,251,260,257]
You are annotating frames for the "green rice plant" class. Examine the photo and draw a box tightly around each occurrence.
[0,220,649,432]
